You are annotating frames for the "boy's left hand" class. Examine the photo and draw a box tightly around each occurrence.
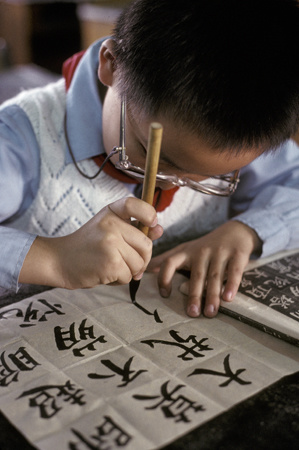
[148,221,262,318]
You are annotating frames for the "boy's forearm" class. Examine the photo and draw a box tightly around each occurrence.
[19,236,65,289]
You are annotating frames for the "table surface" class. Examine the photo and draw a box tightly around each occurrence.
[0,65,298,449]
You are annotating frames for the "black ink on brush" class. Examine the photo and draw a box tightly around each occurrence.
[129,279,140,304]
[129,122,163,303]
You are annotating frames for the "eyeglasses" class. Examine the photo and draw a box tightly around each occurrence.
[112,97,240,196]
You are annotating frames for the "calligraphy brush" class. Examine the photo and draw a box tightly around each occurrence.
[129,122,163,303]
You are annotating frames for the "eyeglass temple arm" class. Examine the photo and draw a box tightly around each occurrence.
[118,96,127,162]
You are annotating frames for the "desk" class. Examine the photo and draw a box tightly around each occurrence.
[0,66,298,449]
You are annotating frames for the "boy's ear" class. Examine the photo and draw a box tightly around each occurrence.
[98,39,117,87]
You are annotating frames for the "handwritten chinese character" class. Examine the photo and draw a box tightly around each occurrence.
[188,354,252,387]
[141,330,213,361]
[0,347,40,387]
[17,380,86,419]
[54,319,106,357]
[69,416,132,449]
[88,356,147,387]
[133,302,162,323]
[133,380,204,423]
[0,299,64,327]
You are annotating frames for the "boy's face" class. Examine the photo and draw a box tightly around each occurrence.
[102,87,262,191]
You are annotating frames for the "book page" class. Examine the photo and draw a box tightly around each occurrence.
[219,249,299,344]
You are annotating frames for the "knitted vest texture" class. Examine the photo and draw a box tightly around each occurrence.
[5,79,229,254]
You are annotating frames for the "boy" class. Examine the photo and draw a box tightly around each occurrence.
[0,0,299,319]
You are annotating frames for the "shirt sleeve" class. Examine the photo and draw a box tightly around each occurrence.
[0,227,36,291]
[0,105,40,290]
[230,139,299,257]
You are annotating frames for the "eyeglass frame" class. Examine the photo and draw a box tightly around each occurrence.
[112,97,240,197]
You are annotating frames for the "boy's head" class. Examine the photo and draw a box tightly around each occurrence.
[112,0,299,153]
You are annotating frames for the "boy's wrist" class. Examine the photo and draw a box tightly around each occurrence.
[19,236,64,288]
[232,220,262,256]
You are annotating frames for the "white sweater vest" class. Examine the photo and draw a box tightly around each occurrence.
[5,79,229,254]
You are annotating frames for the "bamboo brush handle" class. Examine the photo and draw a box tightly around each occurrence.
[139,122,163,235]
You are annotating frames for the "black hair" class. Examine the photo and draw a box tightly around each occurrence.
[113,0,299,152]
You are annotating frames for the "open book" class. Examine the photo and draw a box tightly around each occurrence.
[219,249,299,347]
[179,248,299,346]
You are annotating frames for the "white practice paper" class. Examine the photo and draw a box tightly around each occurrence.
[0,272,298,449]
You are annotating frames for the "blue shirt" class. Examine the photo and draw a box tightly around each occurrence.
[1,39,299,291]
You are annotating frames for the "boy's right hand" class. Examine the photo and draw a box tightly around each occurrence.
[19,197,163,289]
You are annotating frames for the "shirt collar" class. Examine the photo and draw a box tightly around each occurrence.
[65,38,107,164]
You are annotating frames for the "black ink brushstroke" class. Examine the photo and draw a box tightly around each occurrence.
[133,301,163,323]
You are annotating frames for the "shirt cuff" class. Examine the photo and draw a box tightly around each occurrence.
[0,227,36,291]
[231,208,290,258]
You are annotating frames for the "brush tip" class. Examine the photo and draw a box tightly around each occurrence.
[129,279,140,303]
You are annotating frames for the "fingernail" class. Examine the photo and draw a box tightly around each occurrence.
[134,272,144,280]
[205,305,216,316]
[225,291,233,301]
[151,217,158,227]
[187,305,200,317]
[160,288,169,297]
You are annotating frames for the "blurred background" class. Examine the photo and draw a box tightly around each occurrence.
[0,0,131,73]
